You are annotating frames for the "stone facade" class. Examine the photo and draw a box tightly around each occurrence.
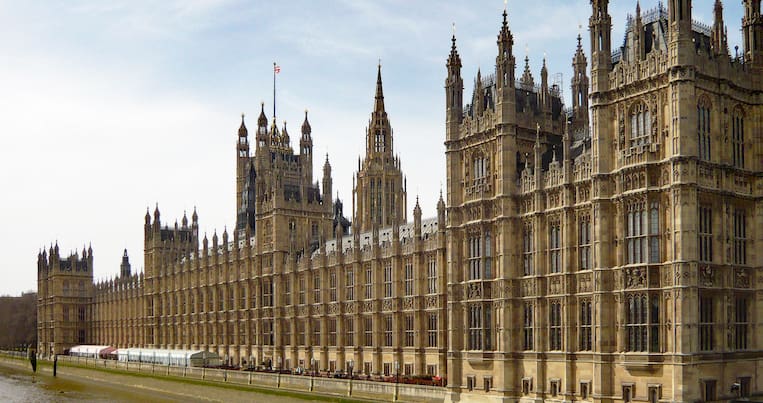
[38,1,763,402]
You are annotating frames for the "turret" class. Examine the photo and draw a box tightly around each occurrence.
[300,110,313,182]
[495,7,515,90]
[633,1,645,61]
[540,56,549,107]
[437,191,446,231]
[256,102,269,152]
[367,64,393,158]
[571,34,589,127]
[120,249,131,278]
[236,162,256,238]
[322,154,332,206]
[236,114,249,215]
[743,0,763,65]
[153,204,161,231]
[473,68,484,114]
[712,0,728,56]
[413,197,422,239]
[589,0,612,93]
[281,121,291,151]
[446,27,464,140]
[668,0,693,65]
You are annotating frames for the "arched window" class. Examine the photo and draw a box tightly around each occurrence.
[473,153,487,184]
[630,103,651,148]
[697,98,711,161]
[732,106,745,168]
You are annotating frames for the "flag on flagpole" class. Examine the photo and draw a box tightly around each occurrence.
[274,64,281,74]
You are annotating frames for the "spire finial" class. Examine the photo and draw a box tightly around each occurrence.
[374,62,385,112]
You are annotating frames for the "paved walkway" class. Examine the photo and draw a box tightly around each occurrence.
[0,356,334,403]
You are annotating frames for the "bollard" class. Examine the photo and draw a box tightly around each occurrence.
[53,355,58,377]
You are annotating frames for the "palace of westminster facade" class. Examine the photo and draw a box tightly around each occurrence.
[38,1,762,402]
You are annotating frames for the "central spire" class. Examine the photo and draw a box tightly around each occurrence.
[374,62,385,113]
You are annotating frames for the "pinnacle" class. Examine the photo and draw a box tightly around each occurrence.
[374,63,385,113]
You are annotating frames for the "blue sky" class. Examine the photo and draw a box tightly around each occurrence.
[0,1,745,295]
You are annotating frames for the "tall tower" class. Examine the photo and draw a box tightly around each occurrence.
[589,0,613,174]
[300,110,313,184]
[589,0,612,95]
[354,64,407,232]
[119,249,131,278]
[37,243,94,356]
[236,114,250,215]
[571,33,589,130]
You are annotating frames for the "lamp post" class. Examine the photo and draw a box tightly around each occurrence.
[347,360,354,397]
[310,358,316,392]
[394,360,400,402]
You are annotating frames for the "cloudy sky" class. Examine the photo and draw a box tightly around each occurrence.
[0,0,744,296]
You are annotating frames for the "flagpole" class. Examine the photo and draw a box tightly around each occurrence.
[273,62,276,119]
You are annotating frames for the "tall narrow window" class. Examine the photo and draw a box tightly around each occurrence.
[328,318,337,346]
[283,319,291,346]
[384,315,393,347]
[364,316,373,346]
[649,202,660,263]
[427,313,438,347]
[579,216,591,270]
[262,279,273,307]
[427,258,437,294]
[630,103,651,147]
[626,201,658,264]
[468,305,483,350]
[732,110,745,168]
[345,270,355,301]
[699,296,714,351]
[579,300,593,351]
[733,296,749,350]
[549,302,562,350]
[329,270,337,302]
[484,230,492,279]
[364,266,373,299]
[404,261,414,296]
[523,225,534,275]
[733,209,747,265]
[549,222,562,273]
[313,273,321,303]
[468,233,482,280]
[312,319,320,346]
[404,314,415,347]
[697,102,711,161]
[241,285,248,309]
[345,317,354,346]
[698,205,713,262]
[473,155,487,184]
[298,276,305,305]
[383,262,393,298]
[297,320,305,345]
[625,293,660,352]
[523,303,534,350]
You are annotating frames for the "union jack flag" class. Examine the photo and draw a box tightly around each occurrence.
[274,64,281,74]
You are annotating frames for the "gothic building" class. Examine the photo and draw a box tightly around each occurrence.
[38,1,762,402]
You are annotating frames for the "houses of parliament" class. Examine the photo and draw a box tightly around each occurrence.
[37,1,762,402]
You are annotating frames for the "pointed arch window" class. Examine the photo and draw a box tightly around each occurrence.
[732,107,745,168]
[697,99,711,161]
[630,102,651,148]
